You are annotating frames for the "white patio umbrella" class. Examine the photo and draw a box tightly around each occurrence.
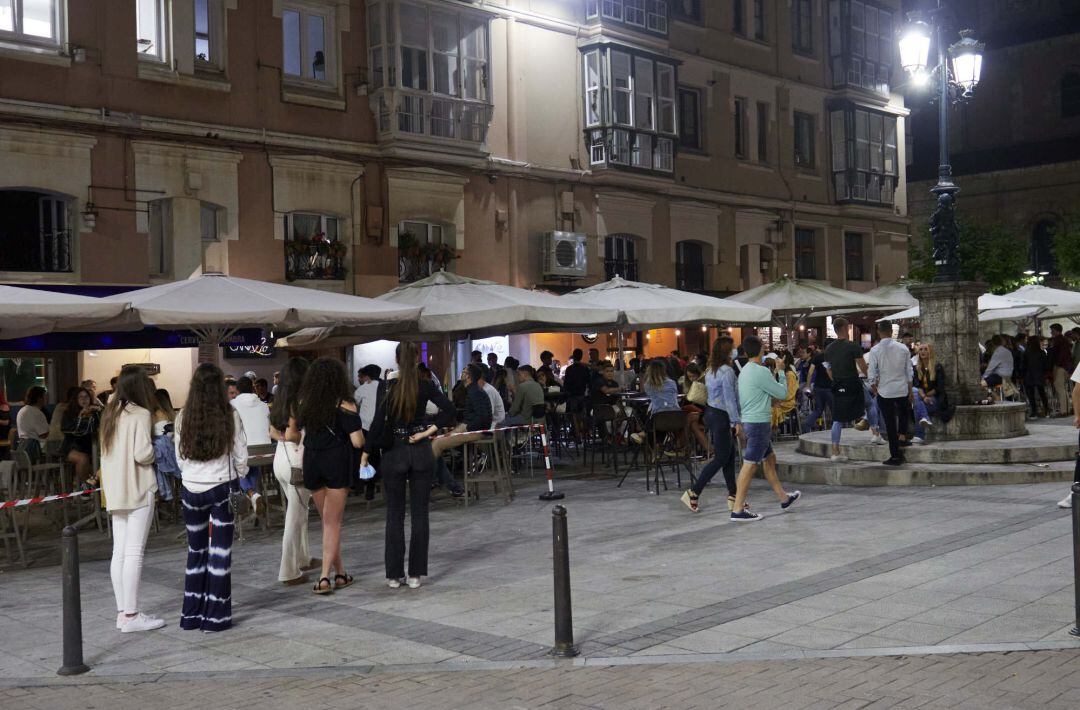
[0,284,130,339]
[816,280,918,318]
[999,284,1080,321]
[884,292,1053,323]
[97,272,421,343]
[561,276,771,329]
[278,271,621,348]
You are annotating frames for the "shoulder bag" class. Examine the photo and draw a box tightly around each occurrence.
[227,449,251,517]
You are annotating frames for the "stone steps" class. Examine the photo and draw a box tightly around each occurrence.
[795,429,1075,465]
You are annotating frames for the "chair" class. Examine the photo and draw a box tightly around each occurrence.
[648,410,694,492]
[585,404,622,478]
[0,460,25,566]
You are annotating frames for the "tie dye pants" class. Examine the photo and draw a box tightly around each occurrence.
[180,481,234,632]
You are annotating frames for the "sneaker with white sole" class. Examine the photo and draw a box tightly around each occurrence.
[870,434,885,445]
[406,576,422,589]
[1058,495,1073,509]
[781,491,801,510]
[119,612,165,633]
[918,417,933,428]
[830,454,848,462]
[911,436,925,445]
[116,612,125,630]
[387,578,405,589]
[730,509,763,522]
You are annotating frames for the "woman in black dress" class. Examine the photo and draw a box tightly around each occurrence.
[368,342,455,589]
[61,386,101,486]
[295,358,364,595]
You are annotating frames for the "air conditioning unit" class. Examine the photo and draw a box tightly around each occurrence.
[542,231,587,279]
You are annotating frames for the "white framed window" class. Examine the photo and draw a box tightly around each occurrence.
[657,63,675,134]
[398,219,449,282]
[646,0,667,33]
[584,50,602,127]
[0,0,63,49]
[0,188,74,274]
[286,211,339,243]
[624,0,645,27]
[611,50,633,126]
[633,56,654,131]
[194,0,225,70]
[282,2,334,85]
[831,105,898,205]
[590,0,668,34]
[136,0,169,63]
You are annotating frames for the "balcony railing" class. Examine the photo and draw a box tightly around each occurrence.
[604,258,638,281]
[676,261,705,291]
[0,230,73,273]
[374,89,493,145]
[285,239,347,281]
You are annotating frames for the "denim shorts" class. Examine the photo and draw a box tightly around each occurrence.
[742,422,774,464]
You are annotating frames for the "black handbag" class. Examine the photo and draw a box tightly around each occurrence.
[226,454,251,517]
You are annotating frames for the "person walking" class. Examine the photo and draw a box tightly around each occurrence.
[269,357,319,586]
[867,321,915,466]
[99,365,165,633]
[823,317,868,461]
[175,363,248,632]
[296,358,365,595]
[682,336,742,513]
[730,335,800,521]
[368,342,456,589]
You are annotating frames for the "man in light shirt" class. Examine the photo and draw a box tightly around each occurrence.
[354,364,381,431]
[867,321,915,466]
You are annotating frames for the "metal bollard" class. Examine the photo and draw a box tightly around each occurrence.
[551,505,579,657]
[1071,482,1079,638]
[57,526,89,676]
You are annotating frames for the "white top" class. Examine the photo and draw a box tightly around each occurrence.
[230,393,271,446]
[16,405,49,442]
[482,382,505,426]
[983,346,1014,380]
[175,409,249,493]
[354,380,379,430]
[867,338,913,399]
[1070,361,1080,385]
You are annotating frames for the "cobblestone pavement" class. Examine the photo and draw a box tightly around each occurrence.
[3,649,1080,709]
[1,456,1078,692]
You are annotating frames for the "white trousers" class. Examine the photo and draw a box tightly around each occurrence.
[110,501,155,614]
[273,441,311,581]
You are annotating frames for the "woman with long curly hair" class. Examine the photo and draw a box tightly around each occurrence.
[175,363,248,632]
[296,357,364,595]
[269,357,319,586]
[61,386,101,485]
[99,365,163,632]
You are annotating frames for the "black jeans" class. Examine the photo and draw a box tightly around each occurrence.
[802,387,834,433]
[382,442,434,579]
[876,395,911,461]
[1025,384,1049,416]
[692,408,736,497]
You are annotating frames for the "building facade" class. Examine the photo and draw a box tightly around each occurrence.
[906,0,1080,283]
[0,0,910,392]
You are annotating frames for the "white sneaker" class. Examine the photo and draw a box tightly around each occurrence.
[251,492,263,516]
[387,578,404,589]
[406,576,422,589]
[1058,495,1073,509]
[119,612,165,633]
[919,418,933,428]
[830,454,848,462]
[870,434,885,445]
[630,432,645,445]
[116,612,124,630]
[911,437,925,445]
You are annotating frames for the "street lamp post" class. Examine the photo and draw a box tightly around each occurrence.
[898,4,984,283]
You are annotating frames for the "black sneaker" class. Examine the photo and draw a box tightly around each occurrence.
[883,457,904,466]
[899,440,912,448]
[469,452,488,475]
[780,491,801,510]
[730,509,763,522]
[451,487,466,498]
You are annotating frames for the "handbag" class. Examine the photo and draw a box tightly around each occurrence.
[281,440,305,487]
[226,453,251,517]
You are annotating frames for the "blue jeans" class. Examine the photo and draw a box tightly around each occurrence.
[742,422,774,464]
[863,384,881,432]
[913,390,938,438]
[801,387,833,433]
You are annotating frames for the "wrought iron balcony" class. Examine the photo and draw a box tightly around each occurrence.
[285,238,347,281]
[0,229,73,273]
[604,257,638,282]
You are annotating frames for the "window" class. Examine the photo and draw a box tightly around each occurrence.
[0,189,73,273]
[844,232,864,280]
[625,0,645,26]
[1063,72,1080,118]
[756,101,769,163]
[647,0,667,33]
[669,0,700,22]
[398,220,448,282]
[604,234,638,281]
[0,0,62,48]
[733,97,747,158]
[793,0,813,55]
[148,199,170,277]
[368,2,492,143]
[830,105,897,205]
[588,0,668,34]
[753,0,765,40]
[200,202,223,242]
[678,87,702,150]
[829,0,892,93]
[136,0,169,63]
[793,111,815,168]
[676,241,705,291]
[286,212,345,281]
[282,3,333,84]
[733,0,744,35]
[194,0,224,69]
[794,228,816,279]
[581,46,678,173]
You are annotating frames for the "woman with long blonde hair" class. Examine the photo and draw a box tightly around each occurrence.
[912,342,943,442]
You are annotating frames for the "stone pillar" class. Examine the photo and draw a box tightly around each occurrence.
[909,281,985,406]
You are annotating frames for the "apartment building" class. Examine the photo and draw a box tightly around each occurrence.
[0,0,910,379]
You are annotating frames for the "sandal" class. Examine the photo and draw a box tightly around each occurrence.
[681,490,699,513]
[312,577,333,595]
[333,573,354,590]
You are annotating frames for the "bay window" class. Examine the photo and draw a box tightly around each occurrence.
[587,0,668,36]
[367,1,493,145]
[0,0,62,50]
[581,46,678,174]
[828,0,893,94]
[830,104,898,206]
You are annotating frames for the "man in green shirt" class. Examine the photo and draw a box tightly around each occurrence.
[503,365,545,426]
[731,335,801,522]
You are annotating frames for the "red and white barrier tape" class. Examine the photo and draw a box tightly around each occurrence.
[0,487,99,509]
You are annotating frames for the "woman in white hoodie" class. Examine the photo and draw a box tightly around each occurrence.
[99,365,166,633]
[175,363,248,633]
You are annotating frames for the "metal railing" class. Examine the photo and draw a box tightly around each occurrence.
[285,241,346,281]
[0,229,73,273]
[604,258,638,281]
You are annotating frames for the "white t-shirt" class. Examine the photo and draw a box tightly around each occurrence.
[354,380,379,430]
[1071,361,1080,385]
[482,382,505,426]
